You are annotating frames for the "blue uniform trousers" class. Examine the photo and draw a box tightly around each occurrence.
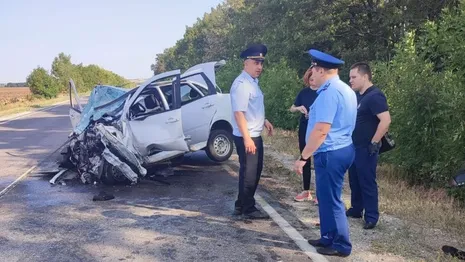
[348,146,379,224]
[314,144,355,255]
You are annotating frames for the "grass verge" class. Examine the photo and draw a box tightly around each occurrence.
[0,91,91,118]
[263,129,465,237]
[262,128,465,261]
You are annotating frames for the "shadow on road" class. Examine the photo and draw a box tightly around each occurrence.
[0,154,308,262]
[0,106,71,162]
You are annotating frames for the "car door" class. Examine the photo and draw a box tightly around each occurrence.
[121,70,189,155]
[177,83,216,146]
[68,79,83,129]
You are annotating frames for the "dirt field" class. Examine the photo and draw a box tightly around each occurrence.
[0,87,32,105]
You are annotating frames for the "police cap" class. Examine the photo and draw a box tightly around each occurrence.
[308,49,344,69]
[240,44,267,61]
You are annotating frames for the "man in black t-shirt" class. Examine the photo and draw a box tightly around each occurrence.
[347,62,391,230]
[289,67,318,203]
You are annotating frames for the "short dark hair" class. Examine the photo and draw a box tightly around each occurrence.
[350,62,372,81]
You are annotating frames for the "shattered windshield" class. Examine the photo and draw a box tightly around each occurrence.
[74,85,129,134]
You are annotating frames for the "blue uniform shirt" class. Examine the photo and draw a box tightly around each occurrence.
[306,75,357,154]
[230,71,265,137]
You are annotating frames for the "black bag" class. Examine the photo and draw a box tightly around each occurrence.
[379,132,395,154]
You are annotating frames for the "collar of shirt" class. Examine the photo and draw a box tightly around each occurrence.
[316,75,340,94]
[241,70,259,85]
[360,84,375,96]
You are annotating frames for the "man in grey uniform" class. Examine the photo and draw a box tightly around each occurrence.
[230,44,274,219]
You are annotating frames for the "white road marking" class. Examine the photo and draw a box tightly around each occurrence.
[222,164,329,262]
[0,101,68,124]
[0,165,37,198]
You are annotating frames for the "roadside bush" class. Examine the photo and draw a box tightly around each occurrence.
[50,52,130,94]
[373,22,465,188]
[259,59,302,130]
[26,67,60,99]
[216,58,243,93]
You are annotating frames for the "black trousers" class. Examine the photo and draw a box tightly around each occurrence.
[233,135,264,214]
[298,121,312,190]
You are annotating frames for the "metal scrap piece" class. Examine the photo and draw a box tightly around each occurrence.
[49,169,68,185]
[101,148,138,184]
[95,123,147,176]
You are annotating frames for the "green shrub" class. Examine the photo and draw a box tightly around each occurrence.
[259,59,302,130]
[26,67,60,99]
[216,58,243,93]
[373,29,465,187]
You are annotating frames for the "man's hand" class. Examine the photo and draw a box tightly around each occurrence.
[368,141,381,156]
[294,159,306,175]
[264,119,274,136]
[244,137,256,154]
[297,106,308,116]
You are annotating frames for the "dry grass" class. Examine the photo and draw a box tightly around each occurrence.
[264,128,465,237]
[264,129,300,156]
[377,164,465,236]
[0,88,91,118]
[0,94,69,117]
[262,128,465,261]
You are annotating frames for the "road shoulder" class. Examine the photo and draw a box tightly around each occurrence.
[258,142,464,262]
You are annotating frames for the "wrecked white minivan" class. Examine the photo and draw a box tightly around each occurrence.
[62,61,234,185]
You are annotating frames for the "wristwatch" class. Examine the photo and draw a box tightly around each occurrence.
[299,155,309,161]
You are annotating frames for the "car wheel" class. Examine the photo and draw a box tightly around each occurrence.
[206,129,233,162]
[101,160,131,185]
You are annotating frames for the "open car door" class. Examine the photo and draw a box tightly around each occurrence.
[121,70,189,155]
[69,79,83,130]
[181,60,226,94]
[174,61,226,147]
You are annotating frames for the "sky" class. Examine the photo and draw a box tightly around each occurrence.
[0,0,225,83]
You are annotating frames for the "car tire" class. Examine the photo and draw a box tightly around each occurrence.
[101,160,132,185]
[205,129,234,162]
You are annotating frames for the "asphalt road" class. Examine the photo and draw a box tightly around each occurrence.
[0,104,317,262]
[0,103,71,189]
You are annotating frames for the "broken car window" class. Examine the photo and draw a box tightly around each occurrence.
[129,87,166,119]
[180,84,202,105]
[192,83,209,96]
[160,85,175,110]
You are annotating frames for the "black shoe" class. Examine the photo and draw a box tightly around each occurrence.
[307,239,328,248]
[363,222,376,229]
[316,247,350,257]
[442,245,465,260]
[232,207,242,216]
[346,208,362,218]
[242,210,270,220]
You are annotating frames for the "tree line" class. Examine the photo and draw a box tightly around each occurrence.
[26,53,130,98]
[151,0,465,201]
[0,82,28,87]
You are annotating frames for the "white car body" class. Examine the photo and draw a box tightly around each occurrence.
[65,60,234,184]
